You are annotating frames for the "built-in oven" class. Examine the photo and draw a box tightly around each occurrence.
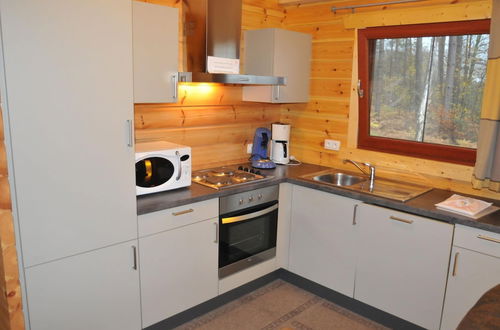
[218,185,279,279]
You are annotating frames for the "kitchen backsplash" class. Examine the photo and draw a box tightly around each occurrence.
[134,84,281,169]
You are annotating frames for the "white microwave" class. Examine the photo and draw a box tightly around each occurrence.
[135,141,191,195]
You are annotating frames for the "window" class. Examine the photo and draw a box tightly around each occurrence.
[357,20,490,165]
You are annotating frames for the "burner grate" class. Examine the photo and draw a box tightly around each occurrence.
[192,166,271,190]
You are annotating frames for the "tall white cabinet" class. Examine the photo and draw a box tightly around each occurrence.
[0,0,140,329]
[243,28,312,103]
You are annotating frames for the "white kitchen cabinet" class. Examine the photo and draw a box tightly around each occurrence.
[243,28,312,103]
[133,1,179,103]
[441,225,500,330]
[0,0,137,267]
[354,204,453,330]
[0,0,140,328]
[139,218,219,328]
[25,240,141,330]
[289,185,359,297]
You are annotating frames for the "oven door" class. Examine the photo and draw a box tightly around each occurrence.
[219,200,278,278]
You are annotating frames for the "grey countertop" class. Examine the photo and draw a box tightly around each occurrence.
[137,163,500,233]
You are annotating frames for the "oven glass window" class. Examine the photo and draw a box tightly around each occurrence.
[219,202,278,268]
[136,157,174,188]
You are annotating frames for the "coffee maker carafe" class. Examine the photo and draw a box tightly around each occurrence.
[271,123,291,165]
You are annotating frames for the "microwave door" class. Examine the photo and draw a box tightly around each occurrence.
[136,156,175,188]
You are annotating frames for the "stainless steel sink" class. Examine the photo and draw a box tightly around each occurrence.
[312,173,366,187]
[302,169,433,202]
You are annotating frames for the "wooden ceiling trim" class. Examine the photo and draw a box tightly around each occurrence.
[344,0,492,28]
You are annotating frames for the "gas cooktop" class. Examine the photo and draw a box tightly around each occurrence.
[192,166,273,190]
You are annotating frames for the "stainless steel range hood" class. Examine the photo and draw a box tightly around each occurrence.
[179,0,285,85]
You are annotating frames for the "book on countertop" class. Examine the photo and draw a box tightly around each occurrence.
[435,194,498,219]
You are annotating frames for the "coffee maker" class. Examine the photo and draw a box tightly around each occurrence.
[250,127,276,169]
[271,123,291,165]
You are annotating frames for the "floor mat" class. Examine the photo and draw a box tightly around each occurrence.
[174,280,389,330]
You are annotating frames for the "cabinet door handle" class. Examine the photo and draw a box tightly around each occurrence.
[390,216,413,224]
[172,74,178,101]
[274,85,280,101]
[214,222,219,243]
[352,204,358,225]
[132,245,138,270]
[126,119,134,147]
[452,252,459,276]
[477,234,500,244]
[172,208,194,216]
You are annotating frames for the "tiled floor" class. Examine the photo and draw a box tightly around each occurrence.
[175,280,389,330]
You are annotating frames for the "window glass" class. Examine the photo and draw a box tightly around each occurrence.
[369,34,489,148]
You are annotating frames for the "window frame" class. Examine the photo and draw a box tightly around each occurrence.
[357,19,490,166]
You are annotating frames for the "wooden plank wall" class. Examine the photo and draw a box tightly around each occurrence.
[134,0,285,170]
[280,0,500,199]
[0,108,24,330]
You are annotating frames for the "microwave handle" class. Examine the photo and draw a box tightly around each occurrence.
[175,151,182,181]
[221,203,278,224]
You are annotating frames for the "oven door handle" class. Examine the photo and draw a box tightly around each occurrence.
[221,203,278,224]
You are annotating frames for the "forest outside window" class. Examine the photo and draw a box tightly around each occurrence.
[357,20,490,165]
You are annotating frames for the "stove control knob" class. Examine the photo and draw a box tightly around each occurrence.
[255,170,261,175]
[249,168,255,174]
[248,196,254,202]
[258,194,263,200]
[238,166,243,170]
[238,198,244,205]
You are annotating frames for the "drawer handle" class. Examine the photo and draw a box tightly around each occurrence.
[452,252,459,276]
[172,208,194,216]
[477,234,500,244]
[390,216,414,224]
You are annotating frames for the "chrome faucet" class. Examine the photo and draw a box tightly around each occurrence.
[343,159,376,191]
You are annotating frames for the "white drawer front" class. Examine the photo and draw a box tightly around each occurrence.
[138,199,218,237]
[454,225,500,258]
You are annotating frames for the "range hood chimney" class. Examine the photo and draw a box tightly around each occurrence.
[179,0,285,85]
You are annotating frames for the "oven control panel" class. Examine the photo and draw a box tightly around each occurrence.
[219,185,279,214]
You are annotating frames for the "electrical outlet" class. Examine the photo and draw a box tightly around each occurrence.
[324,139,341,151]
[246,143,253,154]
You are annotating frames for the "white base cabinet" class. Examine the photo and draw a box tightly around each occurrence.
[441,225,500,330]
[289,185,359,297]
[25,241,141,330]
[354,203,453,330]
[139,214,219,328]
